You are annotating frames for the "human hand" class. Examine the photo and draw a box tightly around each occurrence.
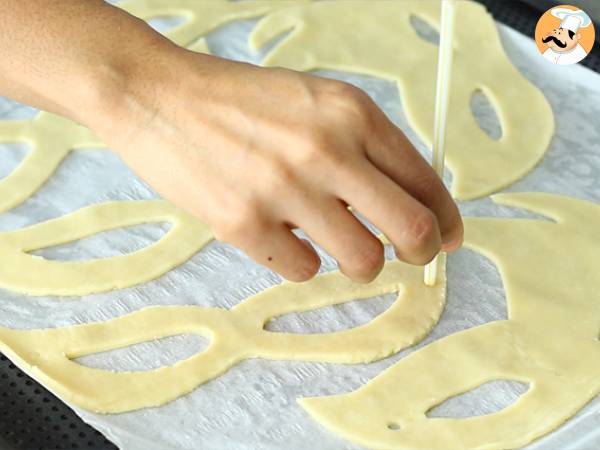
[90,49,463,283]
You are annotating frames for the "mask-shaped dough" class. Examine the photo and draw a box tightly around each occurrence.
[249,1,555,200]
[119,0,309,53]
[299,193,600,450]
[0,201,212,296]
[0,256,445,413]
[0,112,214,296]
[0,113,100,213]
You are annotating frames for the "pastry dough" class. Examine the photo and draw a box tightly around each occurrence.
[0,200,212,296]
[0,113,100,213]
[0,112,212,296]
[0,256,445,413]
[250,1,555,200]
[119,0,308,53]
[300,193,600,450]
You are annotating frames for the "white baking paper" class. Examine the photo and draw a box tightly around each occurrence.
[0,4,599,450]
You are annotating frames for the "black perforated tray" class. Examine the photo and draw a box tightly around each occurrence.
[1,1,598,449]
[0,354,116,450]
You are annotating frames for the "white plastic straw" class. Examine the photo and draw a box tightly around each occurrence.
[424,0,456,287]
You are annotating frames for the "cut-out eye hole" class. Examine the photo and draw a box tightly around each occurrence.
[264,293,396,334]
[147,15,188,34]
[409,14,440,45]
[74,334,209,372]
[426,380,529,418]
[470,89,503,140]
[30,222,172,261]
[387,422,401,431]
[0,143,30,181]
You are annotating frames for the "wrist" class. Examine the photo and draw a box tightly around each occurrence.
[69,39,179,132]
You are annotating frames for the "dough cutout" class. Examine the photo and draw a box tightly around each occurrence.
[30,221,171,261]
[409,14,440,45]
[75,333,209,372]
[119,0,309,54]
[300,193,600,450]
[0,257,445,413]
[0,200,212,296]
[0,112,213,296]
[426,379,529,418]
[265,293,396,334]
[470,89,503,140]
[249,1,555,199]
[0,113,101,213]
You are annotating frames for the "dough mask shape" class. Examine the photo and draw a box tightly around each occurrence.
[0,112,213,296]
[250,0,555,200]
[0,201,212,296]
[300,193,600,450]
[0,113,100,214]
[119,0,309,53]
[0,256,445,413]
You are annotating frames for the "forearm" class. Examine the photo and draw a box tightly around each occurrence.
[0,0,463,283]
[0,0,178,126]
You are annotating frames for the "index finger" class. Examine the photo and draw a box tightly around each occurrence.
[364,112,463,252]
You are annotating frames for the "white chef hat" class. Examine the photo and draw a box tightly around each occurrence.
[551,7,592,33]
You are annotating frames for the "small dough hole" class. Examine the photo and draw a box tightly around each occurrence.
[30,222,172,261]
[74,334,209,372]
[426,380,529,418]
[265,293,396,334]
[409,15,440,45]
[387,422,401,431]
[470,89,503,140]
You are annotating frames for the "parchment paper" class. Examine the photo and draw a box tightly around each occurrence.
[0,6,599,450]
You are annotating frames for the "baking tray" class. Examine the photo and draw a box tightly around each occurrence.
[0,0,599,449]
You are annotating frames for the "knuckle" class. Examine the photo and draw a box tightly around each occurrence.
[413,172,444,197]
[296,130,344,167]
[408,210,438,246]
[288,257,320,282]
[257,154,297,190]
[213,203,264,244]
[346,239,384,279]
[400,210,441,264]
[330,83,371,118]
[329,80,365,102]
[306,129,332,154]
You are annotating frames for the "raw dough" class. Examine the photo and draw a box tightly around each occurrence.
[0,256,445,413]
[300,193,600,450]
[0,112,212,296]
[119,0,308,53]
[0,113,100,213]
[250,0,555,200]
[0,200,212,296]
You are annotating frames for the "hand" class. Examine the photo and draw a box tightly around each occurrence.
[89,49,463,283]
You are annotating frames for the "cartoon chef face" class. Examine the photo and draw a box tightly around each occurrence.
[542,27,581,53]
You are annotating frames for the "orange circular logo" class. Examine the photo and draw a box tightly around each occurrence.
[535,4,595,65]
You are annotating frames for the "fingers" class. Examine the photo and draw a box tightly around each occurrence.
[216,221,321,283]
[364,111,463,251]
[335,161,442,265]
[298,199,385,283]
